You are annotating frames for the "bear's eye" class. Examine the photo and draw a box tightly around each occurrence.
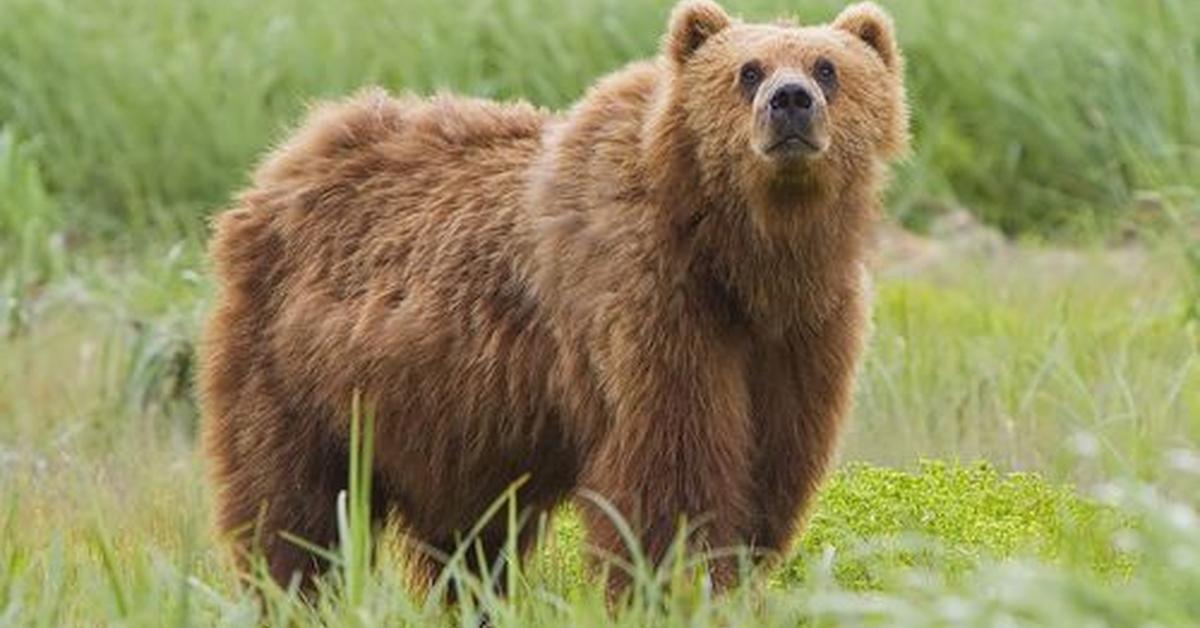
[815,58,838,87]
[739,62,764,90]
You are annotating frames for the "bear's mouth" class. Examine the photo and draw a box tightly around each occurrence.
[765,134,824,157]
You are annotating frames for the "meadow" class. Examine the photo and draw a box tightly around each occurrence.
[0,0,1198,625]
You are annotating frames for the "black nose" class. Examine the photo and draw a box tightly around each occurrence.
[769,83,814,112]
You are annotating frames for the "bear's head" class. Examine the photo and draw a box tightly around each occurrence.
[656,0,908,212]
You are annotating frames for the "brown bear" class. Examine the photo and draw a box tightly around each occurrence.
[200,0,908,597]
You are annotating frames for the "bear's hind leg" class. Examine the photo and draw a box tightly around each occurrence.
[207,400,355,591]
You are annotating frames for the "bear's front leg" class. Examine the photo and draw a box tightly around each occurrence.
[579,306,754,598]
[749,290,867,555]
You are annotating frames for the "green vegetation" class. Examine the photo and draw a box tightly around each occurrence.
[1,237,1194,625]
[854,246,1199,486]
[789,462,1133,588]
[0,0,1196,261]
[1,0,1198,625]
[0,431,1150,625]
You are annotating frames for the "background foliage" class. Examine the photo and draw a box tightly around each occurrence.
[0,0,1196,259]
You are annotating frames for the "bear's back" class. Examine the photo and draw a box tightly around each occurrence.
[204,89,558,440]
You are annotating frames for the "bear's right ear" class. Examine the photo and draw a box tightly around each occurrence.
[665,0,732,65]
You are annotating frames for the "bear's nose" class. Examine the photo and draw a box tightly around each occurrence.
[762,79,828,157]
[768,83,814,112]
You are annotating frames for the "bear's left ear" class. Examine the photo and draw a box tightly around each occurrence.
[665,0,732,65]
[833,3,899,70]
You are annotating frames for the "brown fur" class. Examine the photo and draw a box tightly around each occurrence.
[200,0,908,597]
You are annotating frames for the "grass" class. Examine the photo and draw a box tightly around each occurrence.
[0,431,1146,626]
[1,0,1199,624]
[1,237,1196,625]
[0,0,1196,260]
[854,245,1199,486]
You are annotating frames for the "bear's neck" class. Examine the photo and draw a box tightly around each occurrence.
[642,88,875,335]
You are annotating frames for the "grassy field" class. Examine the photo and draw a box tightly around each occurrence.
[1,240,1195,625]
[1,0,1198,625]
[0,0,1196,251]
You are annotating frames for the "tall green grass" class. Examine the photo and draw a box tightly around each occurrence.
[852,246,1199,487]
[0,0,1196,255]
[0,427,1146,626]
[0,236,1194,624]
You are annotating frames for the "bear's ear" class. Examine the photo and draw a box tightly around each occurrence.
[665,0,732,65]
[833,2,899,70]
